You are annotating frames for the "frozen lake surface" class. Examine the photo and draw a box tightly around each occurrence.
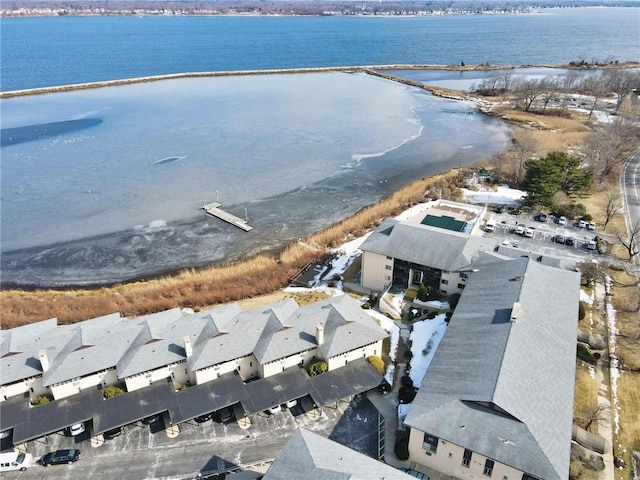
[1,72,511,286]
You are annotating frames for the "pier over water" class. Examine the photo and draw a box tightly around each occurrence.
[202,202,253,232]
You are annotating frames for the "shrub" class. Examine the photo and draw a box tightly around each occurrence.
[103,384,126,399]
[579,302,586,321]
[368,293,379,307]
[32,395,53,406]
[400,375,414,388]
[367,355,385,375]
[577,343,597,365]
[416,283,432,302]
[404,350,413,362]
[394,437,410,461]
[307,358,328,377]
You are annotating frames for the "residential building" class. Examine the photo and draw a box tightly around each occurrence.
[359,200,496,294]
[1,295,387,403]
[404,257,580,480]
[263,428,415,480]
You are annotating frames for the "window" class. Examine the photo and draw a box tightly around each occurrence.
[385,275,391,281]
[412,271,422,283]
[462,449,472,467]
[484,459,494,476]
[385,265,392,270]
[422,433,438,453]
[441,279,448,285]
[441,290,447,294]
[458,283,466,289]
[442,270,450,274]
[459,272,469,279]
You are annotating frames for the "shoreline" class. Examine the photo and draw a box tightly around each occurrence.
[2,62,639,99]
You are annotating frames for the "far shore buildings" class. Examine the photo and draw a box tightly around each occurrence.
[1,294,387,403]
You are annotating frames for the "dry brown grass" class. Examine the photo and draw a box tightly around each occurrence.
[573,361,599,424]
[0,170,462,328]
[614,372,640,477]
[490,104,590,155]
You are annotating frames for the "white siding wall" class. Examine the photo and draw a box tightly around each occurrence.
[326,341,383,371]
[236,355,259,381]
[261,349,317,378]
[0,377,48,402]
[194,357,241,385]
[439,271,465,296]
[408,428,525,480]
[124,361,190,392]
[361,251,393,291]
[50,369,118,400]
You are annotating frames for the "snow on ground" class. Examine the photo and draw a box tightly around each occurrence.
[604,275,621,438]
[283,285,345,297]
[461,183,527,206]
[580,288,594,306]
[408,315,448,387]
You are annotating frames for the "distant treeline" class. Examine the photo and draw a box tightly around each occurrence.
[3,0,640,16]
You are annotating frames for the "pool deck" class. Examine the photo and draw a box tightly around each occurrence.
[202,202,253,231]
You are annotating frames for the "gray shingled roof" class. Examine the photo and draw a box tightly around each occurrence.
[404,258,579,480]
[360,219,497,271]
[263,428,415,480]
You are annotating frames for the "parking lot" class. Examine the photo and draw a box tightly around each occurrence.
[484,210,605,260]
[3,394,381,480]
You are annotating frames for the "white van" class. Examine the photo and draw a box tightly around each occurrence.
[484,221,495,233]
[0,451,33,472]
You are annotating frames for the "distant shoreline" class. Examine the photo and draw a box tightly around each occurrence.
[2,62,638,99]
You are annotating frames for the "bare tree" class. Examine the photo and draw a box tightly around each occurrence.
[512,132,538,184]
[615,220,640,262]
[576,260,606,286]
[578,403,609,432]
[601,68,640,112]
[582,116,640,183]
[603,191,623,229]
[580,74,606,121]
[513,78,548,112]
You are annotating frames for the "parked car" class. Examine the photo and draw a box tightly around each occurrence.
[557,216,567,226]
[523,228,534,238]
[69,423,85,436]
[103,427,122,440]
[484,222,495,233]
[554,235,566,244]
[515,225,524,235]
[267,405,282,415]
[40,449,81,467]
[587,240,597,250]
[285,399,298,408]
[577,220,587,228]
[142,415,161,425]
[212,407,234,423]
[565,238,575,246]
[534,213,548,222]
[587,221,596,231]
[0,430,11,440]
[194,413,212,423]
[0,452,32,472]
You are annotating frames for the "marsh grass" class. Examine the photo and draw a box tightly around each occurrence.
[0,169,462,327]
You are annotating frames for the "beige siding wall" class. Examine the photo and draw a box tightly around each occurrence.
[193,355,259,385]
[408,428,525,480]
[1,377,48,402]
[439,271,465,296]
[361,251,393,291]
[50,369,118,400]
[326,340,383,371]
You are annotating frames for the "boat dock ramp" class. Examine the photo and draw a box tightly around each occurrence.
[201,202,253,232]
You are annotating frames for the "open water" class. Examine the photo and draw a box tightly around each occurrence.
[0,7,638,286]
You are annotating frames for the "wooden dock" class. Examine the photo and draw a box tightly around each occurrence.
[202,202,253,231]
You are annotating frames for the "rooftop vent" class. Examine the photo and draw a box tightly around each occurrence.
[511,302,522,322]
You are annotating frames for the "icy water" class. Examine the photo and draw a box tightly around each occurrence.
[1,73,511,286]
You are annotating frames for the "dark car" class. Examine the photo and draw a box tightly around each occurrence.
[565,237,575,246]
[212,407,234,423]
[534,213,548,222]
[142,415,160,425]
[194,413,212,423]
[40,449,81,466]
[554,235,565,245]
[103,427,123,440]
